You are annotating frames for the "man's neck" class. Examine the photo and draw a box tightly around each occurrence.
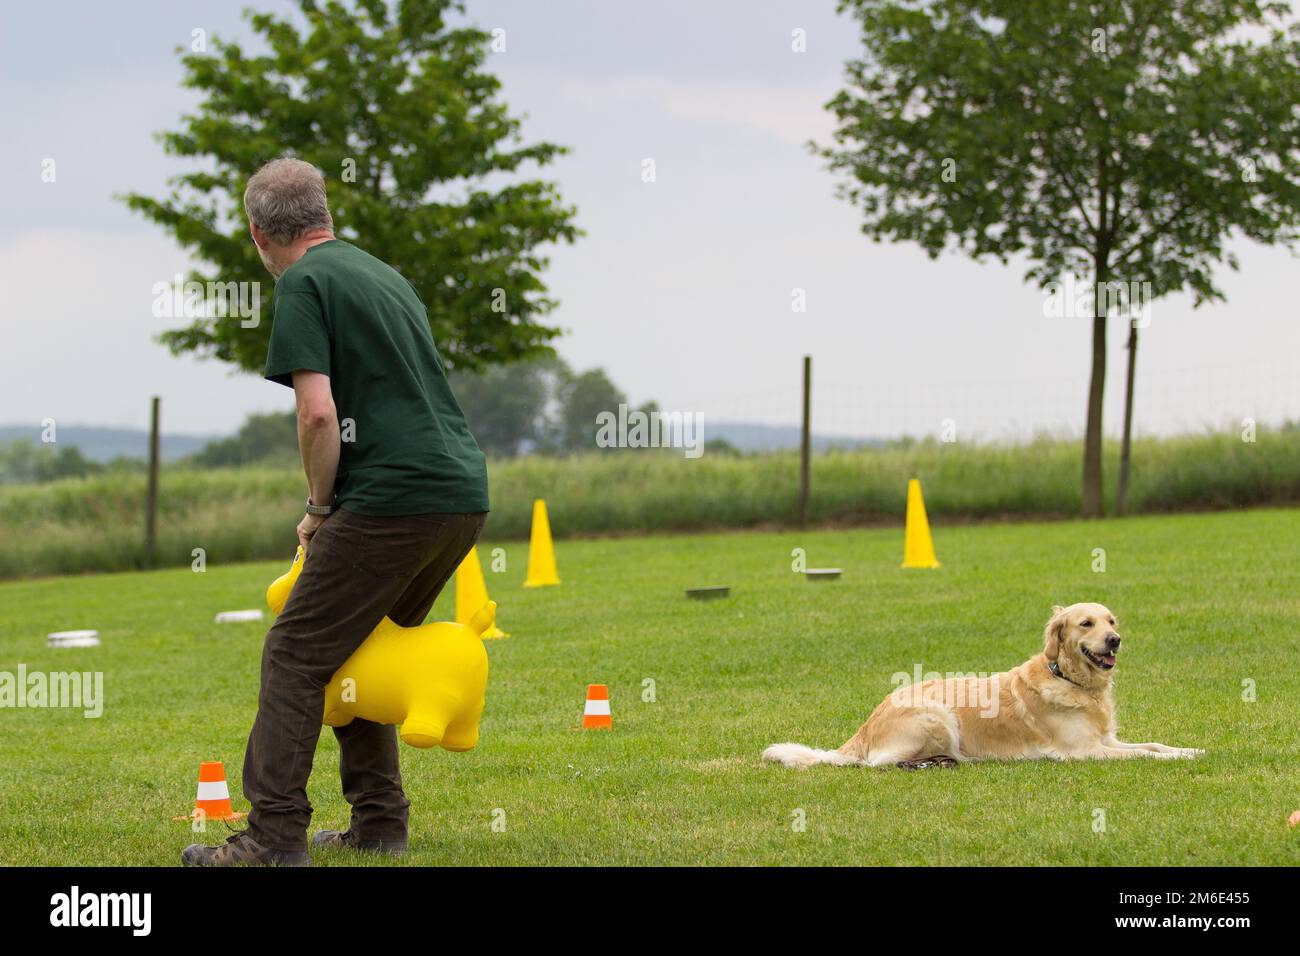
[296,230,335,254]
[283,231,335,271]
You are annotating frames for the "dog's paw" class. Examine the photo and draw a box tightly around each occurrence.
[1180,747,1206,758]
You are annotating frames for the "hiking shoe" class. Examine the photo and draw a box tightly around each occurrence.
[182,831,311,867]
[312,829,408,856]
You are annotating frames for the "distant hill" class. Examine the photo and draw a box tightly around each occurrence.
[0,425,222,463]
[705,422,883,453]
[0,420,882,463]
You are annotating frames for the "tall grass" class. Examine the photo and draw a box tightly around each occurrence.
[1,428,1298,578]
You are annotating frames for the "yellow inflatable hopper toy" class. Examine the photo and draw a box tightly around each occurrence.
[266,548,492,751]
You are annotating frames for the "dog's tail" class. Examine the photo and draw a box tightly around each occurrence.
[761,742,864,769]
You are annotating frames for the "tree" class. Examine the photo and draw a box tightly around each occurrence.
[0,440,103,484]
[452,357,660,456]
[447,356,558,457]
[552,367,628,453]
[822,0,1300,516]
[123,0,579,374]
[189,411,299,467]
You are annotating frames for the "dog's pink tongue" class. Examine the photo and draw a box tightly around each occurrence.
[1101,653,1116,665]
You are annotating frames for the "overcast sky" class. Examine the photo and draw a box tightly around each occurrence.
[2,0,1297,442]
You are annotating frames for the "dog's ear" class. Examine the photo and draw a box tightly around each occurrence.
[1043,605,1067,661]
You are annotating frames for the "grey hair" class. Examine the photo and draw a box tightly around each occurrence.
[243,157,333,244]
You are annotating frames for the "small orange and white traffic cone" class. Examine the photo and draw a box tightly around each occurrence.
[582,684,612,730]
[174,760,246,822]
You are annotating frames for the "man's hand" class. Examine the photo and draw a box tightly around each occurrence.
[297,512,328,555]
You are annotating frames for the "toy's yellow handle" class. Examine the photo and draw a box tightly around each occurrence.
[266,548,307,616]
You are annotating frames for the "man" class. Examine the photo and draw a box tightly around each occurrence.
[183,157,490,866]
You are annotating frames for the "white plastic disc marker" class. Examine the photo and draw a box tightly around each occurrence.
[47,629,101,648]
[214,610,264,623]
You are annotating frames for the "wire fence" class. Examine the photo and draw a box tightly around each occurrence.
[681,355,1300,446]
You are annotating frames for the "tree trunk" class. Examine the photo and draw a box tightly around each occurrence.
[1082,267,1108,518]
[1116,319,1138,515]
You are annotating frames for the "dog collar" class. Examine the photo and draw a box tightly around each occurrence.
[1048,659,1081,686]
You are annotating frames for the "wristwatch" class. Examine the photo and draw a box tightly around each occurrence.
[305,496,335,516]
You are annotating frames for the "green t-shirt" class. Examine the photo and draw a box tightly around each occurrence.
[264,239,489,516]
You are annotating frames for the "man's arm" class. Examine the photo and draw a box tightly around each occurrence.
[292,370,340,553]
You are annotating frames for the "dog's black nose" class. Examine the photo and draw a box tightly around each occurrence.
[1106,633,1121,650]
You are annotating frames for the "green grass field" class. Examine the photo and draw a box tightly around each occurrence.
[1,507,1297,866]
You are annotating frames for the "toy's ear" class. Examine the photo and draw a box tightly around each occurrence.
[468,601,497,638]
[1043,605,1067,662]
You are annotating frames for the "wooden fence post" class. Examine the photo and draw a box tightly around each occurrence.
[799,356,811,527]
[146,396,160,566]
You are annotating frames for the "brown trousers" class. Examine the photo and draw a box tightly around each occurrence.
[242,508,486,851]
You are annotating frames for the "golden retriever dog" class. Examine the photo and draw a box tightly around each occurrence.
[763,603,1203,769]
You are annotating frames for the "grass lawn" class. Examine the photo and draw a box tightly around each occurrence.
[1,507,1297,866]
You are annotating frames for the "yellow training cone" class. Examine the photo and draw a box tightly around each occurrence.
[523,498,560,587]
[901,478,941,569]
[455,546,508,639]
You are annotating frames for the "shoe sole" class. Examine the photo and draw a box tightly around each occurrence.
[311,833,407,855]
[182,844,312,867]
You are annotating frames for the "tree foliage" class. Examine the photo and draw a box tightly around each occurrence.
[188,411,300,467]
[123,0,580,373]
[447,356,560,457]
[0,440,109,484]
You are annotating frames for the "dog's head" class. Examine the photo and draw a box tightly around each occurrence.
[1042,602,1122,688]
